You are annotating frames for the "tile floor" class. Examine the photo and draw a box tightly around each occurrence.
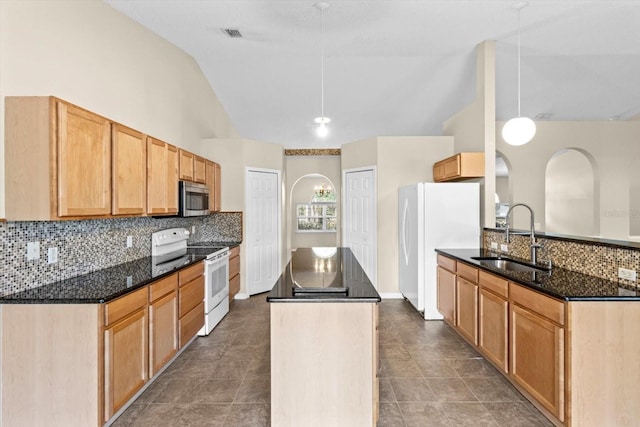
[112,296,553,427]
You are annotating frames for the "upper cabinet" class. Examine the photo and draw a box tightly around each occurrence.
[147,137,179,215]
[112,124,146,215]
[5,97,111,220]
[5,96,221,221]
[178,149,194,181]
[433,152,485,182]
[205,160,222,212]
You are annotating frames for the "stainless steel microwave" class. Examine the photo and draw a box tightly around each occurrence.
[179,181,210,217]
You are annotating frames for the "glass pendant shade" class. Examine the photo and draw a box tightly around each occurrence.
[314,116,330,138]
[502,116,536,146]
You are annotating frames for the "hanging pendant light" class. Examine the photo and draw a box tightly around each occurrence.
[502,2,536,146]
[313,2,330,138]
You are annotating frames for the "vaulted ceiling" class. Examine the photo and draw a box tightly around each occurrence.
[104,0,640,148]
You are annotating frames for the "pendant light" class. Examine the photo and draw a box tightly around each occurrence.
[313,2,330,138]
[502,2,536,146]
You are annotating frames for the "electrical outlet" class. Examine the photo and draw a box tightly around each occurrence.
[490,242,498,250]
[500,243,509,252]
[126,276,133,287]
[47,247,58,264]
[191,225,196,234]
[618,267,637,281]
[126,236,133,248]
[26,242,40,261]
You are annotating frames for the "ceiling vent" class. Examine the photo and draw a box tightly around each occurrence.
[222,28,243,38]
[535,113,553,120]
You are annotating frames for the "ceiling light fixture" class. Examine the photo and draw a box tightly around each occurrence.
[502,2,536,146]
[313,2,330,138]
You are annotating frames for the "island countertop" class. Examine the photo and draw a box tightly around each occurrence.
[266,247,381,303]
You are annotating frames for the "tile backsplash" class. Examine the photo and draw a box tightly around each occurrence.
[0,213,242,296]
[483,229,639,288]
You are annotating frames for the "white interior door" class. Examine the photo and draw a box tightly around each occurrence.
[342,167,377,287]
[245,168,280,295]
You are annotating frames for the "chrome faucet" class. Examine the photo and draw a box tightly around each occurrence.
[504,203,542,265]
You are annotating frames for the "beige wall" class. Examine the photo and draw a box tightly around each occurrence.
[285,156,342,254]
[289,177,339,249]
[443,41,496,229]
[341,138,378,171]
[0,0,238,218]
[496,121,640,240]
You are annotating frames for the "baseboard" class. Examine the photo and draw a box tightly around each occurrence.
[379,293,404,299]
[233,293,250,300]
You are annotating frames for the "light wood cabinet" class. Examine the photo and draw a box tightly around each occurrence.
[433,152,484,182]
[205,160,222,212]
[104,290,149,421]
[112,124,146,215]
[437,265,456,325]
[229,245,241,302]
[146,137,179,215]
[456,276,478,345]
[5,96,112,220]
[178,262,205,348]
[194,155,206,183]
[478,271,508,373]
[509,284,565,422]
[179,149,194,181]
[149,275,179,377]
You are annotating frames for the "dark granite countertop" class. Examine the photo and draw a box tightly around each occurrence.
[267,247,381,303]
[436,248,640,301]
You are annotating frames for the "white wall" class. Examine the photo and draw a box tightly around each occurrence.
[0,0,238,218]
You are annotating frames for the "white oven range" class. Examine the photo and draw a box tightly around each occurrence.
[151,228,230,337]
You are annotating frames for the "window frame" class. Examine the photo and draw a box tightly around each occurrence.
[296,202,337,233]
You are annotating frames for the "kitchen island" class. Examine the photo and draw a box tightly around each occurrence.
[267,247,381,427]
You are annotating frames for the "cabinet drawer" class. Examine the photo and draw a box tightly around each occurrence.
[179,262,204,286]
[230,245,240,259]
[105,287,148,327]
[510,283,565,326]
[149,273,178,302]
[479,270,508,298]
[179,275,204,317]
[179,301,204,348]
[437,254,456,273]
[229,255,240,278]
[457,262,478,283]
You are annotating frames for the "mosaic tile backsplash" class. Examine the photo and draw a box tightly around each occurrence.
[483,229,640,288]
[0,212,242,296]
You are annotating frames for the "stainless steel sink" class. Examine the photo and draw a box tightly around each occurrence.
[471,257,549,273]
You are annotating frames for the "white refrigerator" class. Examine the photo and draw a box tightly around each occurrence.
[398,183,480,319]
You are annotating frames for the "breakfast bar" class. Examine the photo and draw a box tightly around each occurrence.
[267,247,381,427]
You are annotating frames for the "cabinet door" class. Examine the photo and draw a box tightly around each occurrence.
[146,137,168,214]
[456,276,478,345]
[104,307,148,420]
[206,160,216,212]
[179,301,205,348]
[479,288,508,373]
[443,155,461,179]
[112,124,146,215]
[149,290,178,377]
[437,266,456,325]
[57,101,111,217]
[166,144,179,213]
[213,162,222,211]
[510,304,565,421]
[194,156,206,183]
[179,149,194,181]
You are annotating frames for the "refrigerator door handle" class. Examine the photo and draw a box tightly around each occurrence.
[402,198,410,265]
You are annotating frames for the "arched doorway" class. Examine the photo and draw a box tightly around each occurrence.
[545,148,599,236]
[289,174,339,250]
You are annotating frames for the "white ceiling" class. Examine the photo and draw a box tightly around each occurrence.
[104,0,640,149]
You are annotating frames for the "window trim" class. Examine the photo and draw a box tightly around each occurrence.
[296,203,337,233]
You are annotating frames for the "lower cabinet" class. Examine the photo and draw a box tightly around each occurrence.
[229,245,241,302]
[436,265,456,325]
[478,288,508,373]
[455,277,478,345]
[104,306,149,420]
[149,275,179,376]
[178,262,205,348]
